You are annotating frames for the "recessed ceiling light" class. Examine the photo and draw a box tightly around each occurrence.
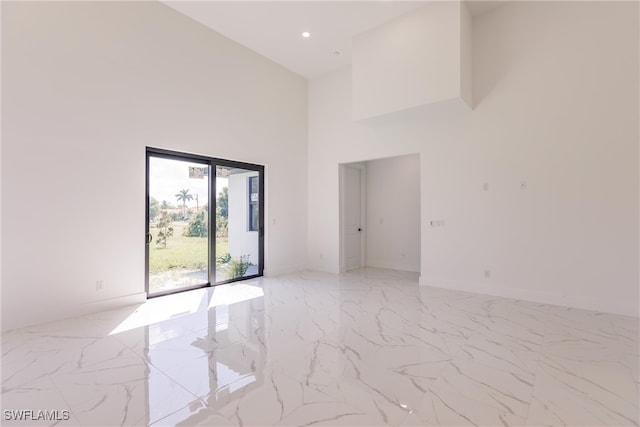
[302,31,311,38]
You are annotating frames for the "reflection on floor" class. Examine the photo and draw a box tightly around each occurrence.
[1,268,638,426]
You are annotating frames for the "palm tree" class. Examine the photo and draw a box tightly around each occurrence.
[175,189,193,218]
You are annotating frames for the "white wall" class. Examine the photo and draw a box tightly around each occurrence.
[228,171,259,265]
[352,1,471,120]
[366,154,420,272]
[0,2,3,322]
[308,1,639,316]
[1,1,307,331]
[459,2,472,107]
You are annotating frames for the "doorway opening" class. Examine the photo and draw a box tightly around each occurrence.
[146,148,264,297]
[339,154,421,274]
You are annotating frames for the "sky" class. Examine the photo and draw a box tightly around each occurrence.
[149,157,228,208]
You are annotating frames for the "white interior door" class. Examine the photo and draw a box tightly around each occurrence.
[344,166,362,271]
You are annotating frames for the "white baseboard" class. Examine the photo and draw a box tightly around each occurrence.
[83,292,147,315]
[2,292,147,333]
[419,277,638,317]
[264,264,308,277]
[303,263,340,275]
[366,259,420,273]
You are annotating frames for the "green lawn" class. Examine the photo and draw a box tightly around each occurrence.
[149,221,228,273]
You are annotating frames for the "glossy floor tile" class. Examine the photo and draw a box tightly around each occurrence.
[1,268,638,426]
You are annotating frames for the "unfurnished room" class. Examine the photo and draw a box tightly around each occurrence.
[1,1,638,426]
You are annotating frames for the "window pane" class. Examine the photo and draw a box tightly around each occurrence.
[216,168,259,282]
[148,156,209,295]
[249,176,259,232]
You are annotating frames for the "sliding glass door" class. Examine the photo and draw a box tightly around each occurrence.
[146,148,264,297]
[214,163,263,284]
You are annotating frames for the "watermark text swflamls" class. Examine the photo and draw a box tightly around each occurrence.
[4,409,70,422]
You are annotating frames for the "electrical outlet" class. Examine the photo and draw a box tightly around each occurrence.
[96,280,104,291]
[483,183,489,191]
[319,253,324,260]
[484,270,491,279]
[520,181,527,189]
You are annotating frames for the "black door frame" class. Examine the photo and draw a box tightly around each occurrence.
[146,147,265,298]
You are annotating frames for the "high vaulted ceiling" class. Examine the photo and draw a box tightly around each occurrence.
[163,1,502,79]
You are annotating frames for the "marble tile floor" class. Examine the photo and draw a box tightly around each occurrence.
[1,268,638,426]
